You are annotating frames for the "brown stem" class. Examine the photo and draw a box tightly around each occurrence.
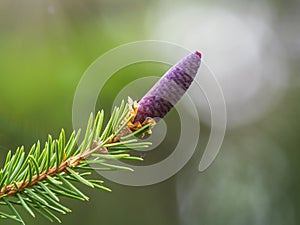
[0,140,110,199]
[0,152,84,198]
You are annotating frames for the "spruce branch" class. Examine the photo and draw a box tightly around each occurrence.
[0,50,202,224]
[0,100,153,224]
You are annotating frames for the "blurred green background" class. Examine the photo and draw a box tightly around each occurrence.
[0,0,299,225]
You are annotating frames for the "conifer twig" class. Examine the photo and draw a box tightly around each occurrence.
[0,50,202,224]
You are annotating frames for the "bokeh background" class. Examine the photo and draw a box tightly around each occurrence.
[0,0,299,225]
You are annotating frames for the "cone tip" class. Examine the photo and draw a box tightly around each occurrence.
[195,51,202,58]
